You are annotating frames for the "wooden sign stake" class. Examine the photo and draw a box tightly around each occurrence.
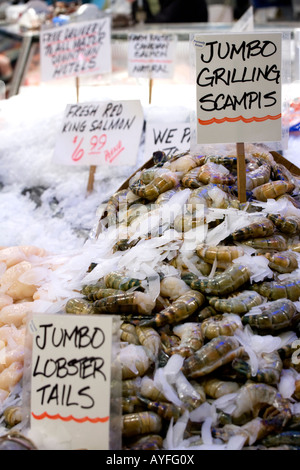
[149,78,153,104]
[236,142,247,203]
[75,76,80,103]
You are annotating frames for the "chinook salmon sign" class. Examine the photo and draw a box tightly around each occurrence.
[194,32,282,144]
[29,314,114,450]
[53,100,144,166]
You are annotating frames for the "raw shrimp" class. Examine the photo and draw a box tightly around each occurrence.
[159,276,190,300]
[0,293,13,309]
[139,290,205,328]
[232,351,283,385]
[104,271,144,291]
[171,322,203,357]
[229,217,274,242]
[195,162,236,186]
[120,344,151,379]
[242,234,287,251]
[0,361,23,392]
[182,264,251,296]
[0,302,34,327]
[120,323,139,345]
[129,169,179,201]
[94,291,155,315]
[231,382,291,425]
[0,261,37,300]
[252,181,295,202]
[201,314,243,340]
[262,251,298,273]
[201,377,240,399]
[267,213,300,235]
[122,411,162,438]
[0,245,47,269]
[251,279,300,301]
[196,244,244,268]
[137,394,185,421]
[245,162,271,191]
[135,325,161,362]
[209,290,263,315]
[182,335,244,378]
[242,299,298,332]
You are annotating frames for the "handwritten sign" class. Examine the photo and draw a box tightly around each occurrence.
[53,100,144,166]
[194,32,282,144]
[40,18,112,81]
[145,121,190,158]
[128,33,177,79]
[30,314,113,450]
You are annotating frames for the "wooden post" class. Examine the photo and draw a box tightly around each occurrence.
[75,77,80,103]
[149,78,153,104]
[236,142,247,203]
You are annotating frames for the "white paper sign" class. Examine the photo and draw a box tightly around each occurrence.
[30,314,113,450]
[128,33,177,79]
[53,100,144,166]
[40,18,112,81]
[145,121,190,158]
[194,32,282,144]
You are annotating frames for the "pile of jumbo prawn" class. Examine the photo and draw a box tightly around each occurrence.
[4,145,300,449]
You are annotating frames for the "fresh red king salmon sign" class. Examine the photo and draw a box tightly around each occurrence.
[53,100,144,167]
[194,32,282,144]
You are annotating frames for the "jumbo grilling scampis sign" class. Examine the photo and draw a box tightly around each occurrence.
[194,32,282,144]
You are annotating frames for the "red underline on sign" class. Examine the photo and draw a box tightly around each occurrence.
[130,59,172,63]
[108,147,125,163]
[48,43,100,57]
[198,114,281,125]
[31,411,109,423]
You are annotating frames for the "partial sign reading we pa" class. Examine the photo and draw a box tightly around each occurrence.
[194,32,282,144]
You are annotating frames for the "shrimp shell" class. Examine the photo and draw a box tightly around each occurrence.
[245,162,271,190]
[182,335,244,378]
[252,181,295,202]
[120,323,140,345]
[242,298,298,332]
[201,313,242,340]
[242,234,287,251]
[263,251,298,274]
[182,264,251,296]
[104,271,144,291]
[135,325,161,361]
[196,244,244,268]
[93,291,155,315]
[231,382,291,425]
[122,411,162,438]
[251,279,300,301]
[229,217,274,242]
[201,377,240,399]
[171,322,203,357]
[232,351,283,385]
[137,394,185,421]
[65,298,97,316]
[196,162,236,186]
[139,290,205,328]
[129,170,179,201]
[209,290,263,314]
[267,213,300,235]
